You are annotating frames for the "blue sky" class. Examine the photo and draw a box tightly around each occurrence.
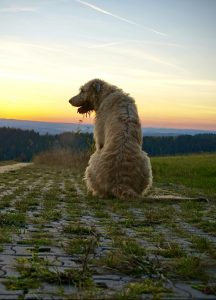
[0,0,216,129]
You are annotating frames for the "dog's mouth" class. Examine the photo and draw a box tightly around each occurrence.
[69,96,94,114]
[77,102,94,114]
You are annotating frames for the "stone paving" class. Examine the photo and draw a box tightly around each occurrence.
[0,165,215,299]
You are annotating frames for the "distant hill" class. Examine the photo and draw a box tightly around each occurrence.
[142,127,216,136]
[0,118,93,135]
[0,118,215,136]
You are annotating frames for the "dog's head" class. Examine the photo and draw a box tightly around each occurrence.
[69,79,105,114]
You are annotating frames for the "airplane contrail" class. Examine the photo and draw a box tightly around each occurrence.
[75,0,167,36]
[76,0,138,25]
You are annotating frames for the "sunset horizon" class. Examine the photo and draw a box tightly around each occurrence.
[1,0,215,131]
[1,115,216,131]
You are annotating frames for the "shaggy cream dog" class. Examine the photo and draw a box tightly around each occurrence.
[69,79,152,200]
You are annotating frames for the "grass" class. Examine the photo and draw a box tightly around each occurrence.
[14,197,39,212]
[191,236,216,257]
[0,228,11,243]
[95,236,160,277]
[198,220,216,235]
[156,241,186,258]
[33,148,90,170]
[114,239,146,256]
[17,238,52,246]
[116,279,170,299]
[65,236,98,255]
[151,153,216,199]
[0,195,11,209]
[95,250,153,276]
[63,222,95,235]
[174,256,208,280]
[0,212,26,227]
[5,254,93,293]
[0,160,17,166]
[193,283,216,295]
[5,277,40,292]
[41,210,62,221]
[1,152,216,299]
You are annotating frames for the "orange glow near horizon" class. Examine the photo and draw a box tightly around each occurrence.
[1,91,216,130]
[1,104,216,131]
[1,75,216,130]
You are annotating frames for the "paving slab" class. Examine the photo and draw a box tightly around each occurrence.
[0,166,215,299]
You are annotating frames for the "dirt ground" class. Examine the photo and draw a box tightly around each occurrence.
[0,163,33,174]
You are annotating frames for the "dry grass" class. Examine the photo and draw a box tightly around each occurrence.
[0,160,17,166]
[33,149,90,170]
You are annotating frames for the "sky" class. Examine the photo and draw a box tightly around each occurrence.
[0,0,216,129]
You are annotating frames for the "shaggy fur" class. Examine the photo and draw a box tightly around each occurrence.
[69,79,152,200]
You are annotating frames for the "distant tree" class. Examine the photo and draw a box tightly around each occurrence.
[0,127,216,162]
[143,134,216,156]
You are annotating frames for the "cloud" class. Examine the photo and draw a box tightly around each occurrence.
[88,42,123,49]
[134,40,184,48]
[0,39,76,57]
[0,70,57,83]
[88,40,184,49]
[75,0,167,36]
[0,6,38,13]
[96,45,182,70]
[161,79,216,87]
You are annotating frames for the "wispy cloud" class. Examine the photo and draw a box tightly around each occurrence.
[89,44,182,70]
[88,42,123,49]
[0,6,38,13]
[88,40,184,49]
[161,79,216,87]
[0,70,49,82]
[0,39,77,57]
[133,40,184,48]
[75,0,167,36]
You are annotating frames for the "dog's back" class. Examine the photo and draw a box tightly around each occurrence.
[95,92,142,149]
[87,91,152,200]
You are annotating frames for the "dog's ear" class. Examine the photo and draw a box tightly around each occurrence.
[94,82,101,93]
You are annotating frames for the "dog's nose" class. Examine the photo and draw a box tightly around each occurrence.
[69,95,82,107]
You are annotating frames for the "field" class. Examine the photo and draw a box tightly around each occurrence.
[151,153,216,199]
[0,153,215,299]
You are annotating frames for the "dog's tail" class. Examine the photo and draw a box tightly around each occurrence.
[112,185,141,201]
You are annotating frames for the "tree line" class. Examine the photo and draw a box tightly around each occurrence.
[0,127,216,162]
[144,134,216,156]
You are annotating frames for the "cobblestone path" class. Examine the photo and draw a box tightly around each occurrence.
[0,165,215,299]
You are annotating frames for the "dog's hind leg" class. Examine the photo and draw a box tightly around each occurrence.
[84,166,97,194]
[84,151,101,195]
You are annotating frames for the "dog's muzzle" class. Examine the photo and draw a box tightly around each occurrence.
[69,96,94,114]
[69,95,83,107]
